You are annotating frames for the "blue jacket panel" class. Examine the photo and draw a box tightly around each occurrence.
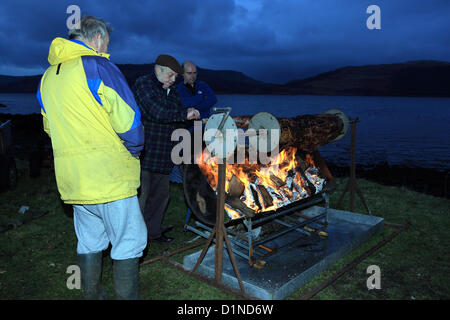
[177,81,217,119]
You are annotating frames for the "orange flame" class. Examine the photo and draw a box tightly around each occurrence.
[196,147,322,219]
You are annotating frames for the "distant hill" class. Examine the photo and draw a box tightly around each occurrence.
[0,60,449,97]
[285,60,450,97]
[116,63,277,94]
[0,64,277,94]
[0,75,42,93]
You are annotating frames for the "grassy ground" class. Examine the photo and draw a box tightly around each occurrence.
[0,160,449,300]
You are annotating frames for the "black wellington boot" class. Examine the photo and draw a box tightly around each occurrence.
[77,252,108,300]
[113,258,140,300]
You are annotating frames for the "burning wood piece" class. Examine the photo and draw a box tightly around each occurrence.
[304,167,325,194]
[266,186,290,207]
[286,176,294,191]
[225,194,255,218]
[266,186,284,201]
[257,185,273,208]
[228,174,245,197]
[298,171,315,195]
[270,174,285,188]
[292,180,309,199]
[250,184,263,211]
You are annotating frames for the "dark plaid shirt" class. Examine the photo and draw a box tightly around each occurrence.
[133,73,186,174]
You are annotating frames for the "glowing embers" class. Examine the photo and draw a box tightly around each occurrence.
[196,147,327,219]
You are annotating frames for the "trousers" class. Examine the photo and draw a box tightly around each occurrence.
[139,170,170,239]
[73,196,147,260]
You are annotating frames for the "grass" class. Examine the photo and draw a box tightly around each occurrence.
[0,159,449,300]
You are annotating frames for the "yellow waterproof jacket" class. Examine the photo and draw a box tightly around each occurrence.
[37,38,144,204]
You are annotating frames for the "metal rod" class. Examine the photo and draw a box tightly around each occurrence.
[190,222,252,260]
[234,233,275,254]
[253,212,327,247]
[161,257,257,300]
[194,221,246,248]
[293,212,327,226]
[193,208,326,264]
[274,218,313,235]
[192,221,273,260]
[247,219,254,265]
[336,118,371,215]
[140,241,207,266]
[249,196,325,226]
[192,224,217,273]
[192,159,247,295]
[215,163,226,283]
[221,223,246,292]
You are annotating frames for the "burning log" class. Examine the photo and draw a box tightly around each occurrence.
[225,194,255,218]
[304,167,326,193]
[267,186,291,208]
[270,174,285,188]
[286,176,294,191]
[250,184,263,211]
[257,185,274,208]
[292,179,309,199]
[298,171,315,195]
[228,174,245,197]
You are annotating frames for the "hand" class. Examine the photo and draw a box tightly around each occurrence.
[187,108,200,120]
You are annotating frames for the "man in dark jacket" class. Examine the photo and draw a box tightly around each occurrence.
[133,55,199,243]
[177,61,217,120]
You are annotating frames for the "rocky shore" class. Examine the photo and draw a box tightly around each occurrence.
[1,113,448,199]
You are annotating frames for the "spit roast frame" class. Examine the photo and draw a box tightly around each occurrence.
[183,149,335,266]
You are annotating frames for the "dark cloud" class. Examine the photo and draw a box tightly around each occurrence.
[0,0,449,83]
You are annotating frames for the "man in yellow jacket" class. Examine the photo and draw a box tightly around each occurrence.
[37,16,147,300]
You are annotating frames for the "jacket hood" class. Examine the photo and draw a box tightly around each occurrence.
[47,37,110,65]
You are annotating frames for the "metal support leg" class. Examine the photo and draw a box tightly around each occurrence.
[183,208,192,231]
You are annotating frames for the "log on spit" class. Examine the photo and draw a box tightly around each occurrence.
[232,110,348,151]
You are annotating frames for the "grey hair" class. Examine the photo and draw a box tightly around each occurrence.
[68,16,113,41]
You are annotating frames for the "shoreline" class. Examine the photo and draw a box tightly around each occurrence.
[1,113,448,199]
[326,162,449,199]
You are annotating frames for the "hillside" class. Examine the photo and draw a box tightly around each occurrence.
[0,64,276,95]
[116,64,276,94]
[0,60,449,97]
[285,60,450,97]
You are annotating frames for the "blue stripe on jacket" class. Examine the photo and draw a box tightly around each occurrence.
[36,84,46,113]
[95,58,142,130]
[81,55,144,157]
[86,78,103,106]
[70,39,93,50]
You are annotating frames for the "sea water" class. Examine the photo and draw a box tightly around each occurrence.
[1,93,449,170]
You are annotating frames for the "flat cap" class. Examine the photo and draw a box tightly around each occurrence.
[155,54,182,74]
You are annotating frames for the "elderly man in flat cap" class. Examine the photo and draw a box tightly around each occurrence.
[133,54,200,243]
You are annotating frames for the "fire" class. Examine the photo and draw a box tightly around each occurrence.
[196,147,326,219]
[224,204,242,220]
